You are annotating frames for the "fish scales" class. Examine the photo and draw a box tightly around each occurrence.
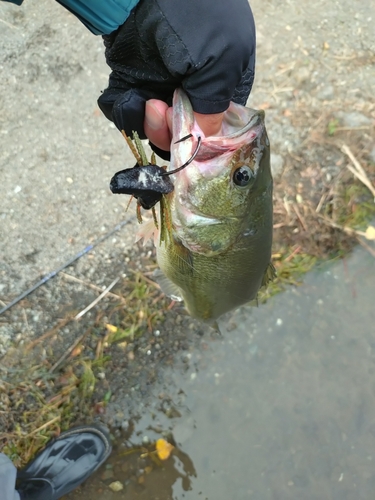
[154,88,274,321]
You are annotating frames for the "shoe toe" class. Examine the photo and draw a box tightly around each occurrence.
[17,425,112,500]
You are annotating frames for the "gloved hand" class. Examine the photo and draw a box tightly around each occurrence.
[97,0,256,160]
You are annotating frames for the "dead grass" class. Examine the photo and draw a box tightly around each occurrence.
[0,269,169,467]
[259,102,375,298]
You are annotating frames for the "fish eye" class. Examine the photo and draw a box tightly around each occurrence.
[232,165,254,187]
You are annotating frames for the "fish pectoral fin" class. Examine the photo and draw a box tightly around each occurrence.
[261,262,277,288]
[153,269,183,302]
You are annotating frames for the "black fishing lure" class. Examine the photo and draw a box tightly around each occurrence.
[110,135,201,210]
[110,163,174,210]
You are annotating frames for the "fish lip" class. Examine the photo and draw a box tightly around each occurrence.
[172,89,195,139]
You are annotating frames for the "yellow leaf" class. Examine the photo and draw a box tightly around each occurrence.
[155,439,174,460]
[105,324,118,333]
[71,345,83,357]
[365,226,375,241]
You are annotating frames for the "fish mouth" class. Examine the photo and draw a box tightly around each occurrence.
[171,88,264,139]
[170,88,266,172]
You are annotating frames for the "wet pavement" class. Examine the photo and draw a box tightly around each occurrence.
[67,246,375,500]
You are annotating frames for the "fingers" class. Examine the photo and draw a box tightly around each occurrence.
[145,99,172,152]
[145,100,225,153]
[193,112,224,137]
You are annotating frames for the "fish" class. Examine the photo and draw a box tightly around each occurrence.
[151,88,275,321]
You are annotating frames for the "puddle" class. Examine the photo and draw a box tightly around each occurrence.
[67,246,375,499]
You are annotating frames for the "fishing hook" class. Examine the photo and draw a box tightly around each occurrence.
[162,136,202,176]
[174,133,193,144]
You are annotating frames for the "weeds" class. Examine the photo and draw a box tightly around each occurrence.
[259,246,317,302]
[0,268,168,467]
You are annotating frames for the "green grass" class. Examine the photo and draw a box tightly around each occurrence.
[258,247,318,303]
[336,183,375,230]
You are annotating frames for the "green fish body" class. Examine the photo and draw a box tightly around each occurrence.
[156,89,274,321]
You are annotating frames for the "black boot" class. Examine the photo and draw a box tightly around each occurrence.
[16,425,112,500]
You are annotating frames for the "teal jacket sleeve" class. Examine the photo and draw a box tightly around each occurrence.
[56,0,140,35]
[2,0,24,4]
[1,0,140,35]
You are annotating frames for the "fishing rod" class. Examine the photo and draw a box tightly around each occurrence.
[0,220,129,315]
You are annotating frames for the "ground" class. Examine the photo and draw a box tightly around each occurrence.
[0,0,374,479]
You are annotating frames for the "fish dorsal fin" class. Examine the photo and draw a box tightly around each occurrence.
[153,268,183,302]
[261,262,276,288]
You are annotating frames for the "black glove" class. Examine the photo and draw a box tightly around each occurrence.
[97,0,256,160]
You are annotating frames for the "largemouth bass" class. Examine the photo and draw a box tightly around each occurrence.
[155,89,274,321]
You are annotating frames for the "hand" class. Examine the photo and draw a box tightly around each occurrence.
[98,0,255,160]
[144,99,224,152]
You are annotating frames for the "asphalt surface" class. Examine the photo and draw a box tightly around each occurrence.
[65,245,375,500]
